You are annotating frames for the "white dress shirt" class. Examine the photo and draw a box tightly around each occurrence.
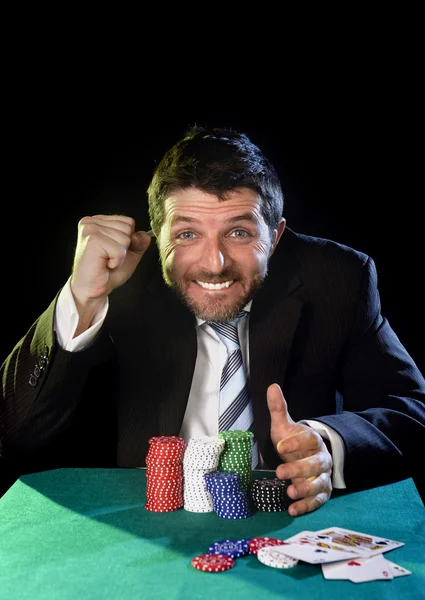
[55,278,346,488]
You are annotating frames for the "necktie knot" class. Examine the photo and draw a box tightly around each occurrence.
[206,310,248,348]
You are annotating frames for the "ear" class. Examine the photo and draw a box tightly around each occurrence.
[269,218,286,257]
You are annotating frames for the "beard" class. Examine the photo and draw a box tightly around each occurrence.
[166,267,268,322]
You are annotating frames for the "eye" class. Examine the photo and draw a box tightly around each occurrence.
[178,231,196,240]
[230,229,250,238]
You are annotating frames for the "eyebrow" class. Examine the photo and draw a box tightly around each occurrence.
[170,213,258,227]
[170,216,199,226]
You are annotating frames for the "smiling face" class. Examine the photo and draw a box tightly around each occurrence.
[154,187,285,322]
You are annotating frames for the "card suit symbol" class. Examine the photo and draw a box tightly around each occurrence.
[383,571,389,577]
[314,549,328,553]
[347,561,361,566]
[377,541,388,545]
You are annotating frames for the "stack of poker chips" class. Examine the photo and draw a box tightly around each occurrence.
[247,536,299,569]
[145,435,186,512]
[249,477,291,512]
[191,535,298,573]
[183,436,225,512]
[204,470,252,519]
[218,430,253,490]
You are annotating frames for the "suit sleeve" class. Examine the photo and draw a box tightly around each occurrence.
[314,257,425,492]
[0,293,115,480]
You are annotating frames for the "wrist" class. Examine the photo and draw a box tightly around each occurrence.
[70,288,107,337]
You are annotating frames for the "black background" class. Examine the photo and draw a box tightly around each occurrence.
[2,29,424,376]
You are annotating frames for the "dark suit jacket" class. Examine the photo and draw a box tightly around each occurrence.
[1,228,424,496]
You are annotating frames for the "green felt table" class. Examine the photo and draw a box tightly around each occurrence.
[0,468,424,599]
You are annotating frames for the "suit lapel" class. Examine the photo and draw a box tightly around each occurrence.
[147,269,198,436]
[248,233,305,465]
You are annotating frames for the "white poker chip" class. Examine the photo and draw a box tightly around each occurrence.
[257,545,299,569]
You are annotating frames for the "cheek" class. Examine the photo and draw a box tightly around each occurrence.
[161,244,193,278]
[162,243,174,261]
[250,240,273,269]
[159,242,176,271]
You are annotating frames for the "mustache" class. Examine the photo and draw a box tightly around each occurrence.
[190,269,240,282]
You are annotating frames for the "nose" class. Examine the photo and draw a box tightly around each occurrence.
[199,236,227,274]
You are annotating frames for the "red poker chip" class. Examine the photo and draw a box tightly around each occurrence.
[147,447,184,455]
[145,500,183,512]
[191,554,234,572]
[149,436,186,446]
[146,456,183,466]
[248,537,287,555]
[148,482,182,489]
[146,469,183,479]
[146,495,184,503]
[146,496,183,503]
[147,454,183,460]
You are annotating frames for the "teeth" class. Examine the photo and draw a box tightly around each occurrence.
[196,280,234,290]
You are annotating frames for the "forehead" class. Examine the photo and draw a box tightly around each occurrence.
[163,187,264,224]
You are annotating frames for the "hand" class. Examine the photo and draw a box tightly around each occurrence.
[70,215,152,330]
[267,383,333,517]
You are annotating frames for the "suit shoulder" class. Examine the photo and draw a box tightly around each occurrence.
[282,228,371,270]
[272,228,377,299]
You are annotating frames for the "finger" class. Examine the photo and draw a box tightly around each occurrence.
[287,472,331,501]
[77,220,147,271]
[288,490,331,517]
[80,215,136,235]
[276,427,323,455]
[75,228,131,271]
[267,383,295,430]
[81,224,135,253]
[276,451,332,480]
[93,232,131,270]
[90,214,136,227]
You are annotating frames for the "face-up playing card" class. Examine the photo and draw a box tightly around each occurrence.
[322,554,394,582]
[283,530,363,560]
[312,526,404,557]
[281,532,360,564]
[386,559,412,578]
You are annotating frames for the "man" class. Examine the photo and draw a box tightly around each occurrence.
[1,126,424,515]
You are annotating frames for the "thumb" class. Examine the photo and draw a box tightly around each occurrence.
[115,230,152,276]
[129,230,152,256]
[125,230,152,267]
[267,383,296,443]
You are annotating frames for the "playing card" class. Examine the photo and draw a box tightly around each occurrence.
[286,530,370,556]
[321,558,355,580]
[280,534,359,565]
[284,530,363,558]
[386,559,412,578]
[312,526,404,557]
[322,554,393,582]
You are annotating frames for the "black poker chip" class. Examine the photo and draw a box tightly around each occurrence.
[249,478,291,512]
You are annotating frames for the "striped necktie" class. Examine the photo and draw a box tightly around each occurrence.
[207,310,259,468]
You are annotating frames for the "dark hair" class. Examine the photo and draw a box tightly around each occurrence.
[147,125,284,234]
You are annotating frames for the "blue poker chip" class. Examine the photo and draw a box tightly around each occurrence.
[208,538,250,558]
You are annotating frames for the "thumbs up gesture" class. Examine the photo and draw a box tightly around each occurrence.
[267,383,333,517]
